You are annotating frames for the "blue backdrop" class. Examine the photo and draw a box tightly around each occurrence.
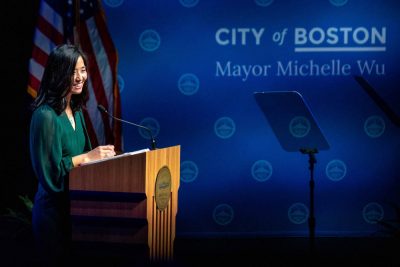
[101,0,400,237]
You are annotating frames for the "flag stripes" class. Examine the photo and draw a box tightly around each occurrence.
[27,0,122,151]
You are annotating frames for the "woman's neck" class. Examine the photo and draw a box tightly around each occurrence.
[66,95,72,111]
[65,96,73,115]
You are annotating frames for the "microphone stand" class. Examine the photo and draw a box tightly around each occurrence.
[98,106,156,150]
[113,116,157,150]
[300,147,318,260]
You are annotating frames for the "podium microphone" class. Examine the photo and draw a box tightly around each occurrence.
[97,104,156,150]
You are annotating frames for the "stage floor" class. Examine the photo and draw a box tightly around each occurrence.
[2,234,399,266]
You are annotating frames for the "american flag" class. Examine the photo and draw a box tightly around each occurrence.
[27,0,122,152]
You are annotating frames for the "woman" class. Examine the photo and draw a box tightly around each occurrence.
[29,44,115,266]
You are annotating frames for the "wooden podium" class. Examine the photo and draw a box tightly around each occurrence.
[69,145,180,261]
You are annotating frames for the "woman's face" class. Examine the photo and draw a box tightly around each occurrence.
[70,56,87,95]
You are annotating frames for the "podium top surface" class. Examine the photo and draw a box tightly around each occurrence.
[80,148,150,166]
[254,91,330,152]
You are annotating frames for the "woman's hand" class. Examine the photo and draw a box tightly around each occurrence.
[85,145,116,161]
[73,145,116,166]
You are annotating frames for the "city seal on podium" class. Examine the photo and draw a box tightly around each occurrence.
[155,166,172,210]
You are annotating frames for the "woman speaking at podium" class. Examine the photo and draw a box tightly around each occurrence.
[29,44,115,266]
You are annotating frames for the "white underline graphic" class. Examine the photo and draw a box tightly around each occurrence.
[294,47,386,52]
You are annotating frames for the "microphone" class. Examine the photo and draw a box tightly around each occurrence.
[97,104,156,150]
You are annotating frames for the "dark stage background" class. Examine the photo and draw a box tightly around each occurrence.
[2,0,400,266]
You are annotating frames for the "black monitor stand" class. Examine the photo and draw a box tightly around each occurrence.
[300,147,318,255]
[254,91,330,262]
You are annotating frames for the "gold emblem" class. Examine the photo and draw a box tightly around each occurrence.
[155,166,172,210]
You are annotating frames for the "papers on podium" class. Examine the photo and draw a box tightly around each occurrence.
[80,148,150,166]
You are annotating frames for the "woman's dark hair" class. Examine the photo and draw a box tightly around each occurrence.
[31,44,89,114]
